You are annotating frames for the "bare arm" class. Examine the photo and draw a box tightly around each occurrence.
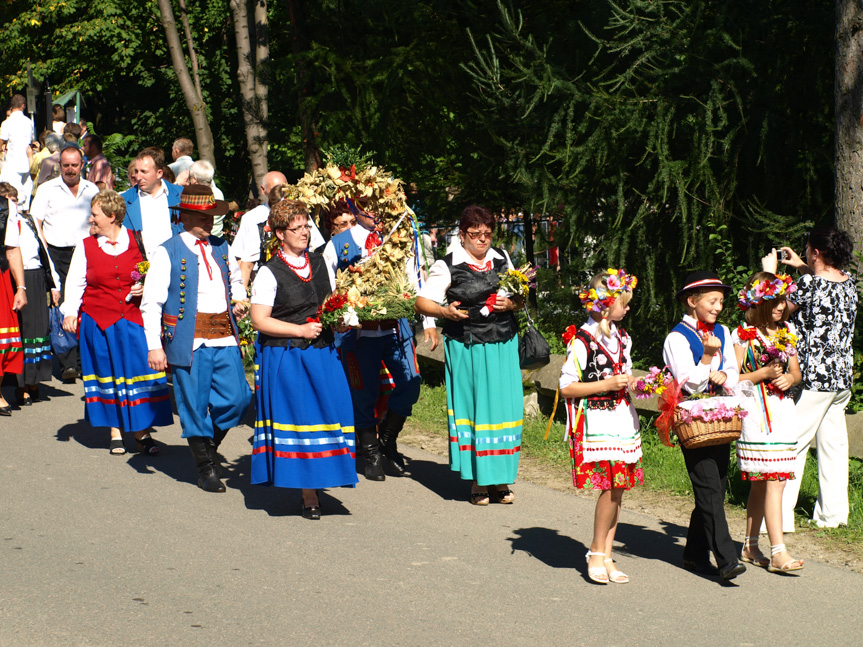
[250,303,321,339]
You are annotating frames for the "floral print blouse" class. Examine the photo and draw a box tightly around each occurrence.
[789,273,858,391]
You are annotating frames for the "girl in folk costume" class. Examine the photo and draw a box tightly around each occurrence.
[559,269,641,584]
[733,272,804,573]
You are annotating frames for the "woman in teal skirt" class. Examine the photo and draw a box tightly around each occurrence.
[415,205,523,505]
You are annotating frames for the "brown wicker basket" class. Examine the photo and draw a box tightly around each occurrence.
[673,411,743,449]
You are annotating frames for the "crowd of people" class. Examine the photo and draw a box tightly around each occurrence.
[0,93,858,584]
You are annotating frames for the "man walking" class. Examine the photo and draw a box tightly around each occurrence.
[30,146,99,381]
[121,149,184,257]
[81,134,114,190]
[0,95,35,211]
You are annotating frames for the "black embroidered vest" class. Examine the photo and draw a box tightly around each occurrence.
[575,328,632,410]
[258,252,334,349]
[440,249,518,345]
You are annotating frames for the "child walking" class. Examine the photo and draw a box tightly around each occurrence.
[559,269,642,584]
[733,272,804,573]
[662,271,745,582]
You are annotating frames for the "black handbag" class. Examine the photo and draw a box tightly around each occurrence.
[518,311,550,370]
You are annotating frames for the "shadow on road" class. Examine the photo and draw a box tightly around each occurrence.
[401,457,465,502]
[223,436,353,518]
[507,527,586,570]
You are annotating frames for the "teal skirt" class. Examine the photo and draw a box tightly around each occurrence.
[444,336,522,486]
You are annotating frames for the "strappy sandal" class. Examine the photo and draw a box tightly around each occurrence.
[109,438,127,455]
[604,558,629,583]
[767,544,804,573]
[740,535,770,568]
[495,487,515,504]
[470,491,490,506]
[585,551,608,584]
[136,435,160,455]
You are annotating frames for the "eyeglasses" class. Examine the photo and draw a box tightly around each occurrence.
[464,230,493,241]
[285,224,311,234]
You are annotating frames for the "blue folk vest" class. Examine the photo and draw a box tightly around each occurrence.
[671,321,726,394]
[160,235,239,367]
[331,228,363,271]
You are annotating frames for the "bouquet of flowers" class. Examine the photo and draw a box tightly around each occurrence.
[317,276,417,328]
[479,263,537,316]
[234,306,256,363]
[760,327,798,364]
[125,260,149,303]
[631,366,673,399]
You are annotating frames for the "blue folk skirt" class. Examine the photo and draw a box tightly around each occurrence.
[252,341,358,489]
[79,313,173,431]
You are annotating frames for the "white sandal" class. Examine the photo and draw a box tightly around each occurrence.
[585,551,608,584]
[767,544,804,573]
[604,558,629,584]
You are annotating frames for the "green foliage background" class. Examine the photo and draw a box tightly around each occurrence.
[0,0,848,368]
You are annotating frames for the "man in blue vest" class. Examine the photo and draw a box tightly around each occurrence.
[141,185,252,493]
[121,147,184,258]
[323,199,436,481]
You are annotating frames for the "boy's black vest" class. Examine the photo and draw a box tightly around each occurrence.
[441,249,518,345]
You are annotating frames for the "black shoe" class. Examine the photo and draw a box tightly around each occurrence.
[15,388,31,406]
[61,367,78,383]
[378,411,408,476]
[0,405,11,417]
[302,505,322,520]
[719,561,746,582]
[682,559,720,577]
[356,426,385,481]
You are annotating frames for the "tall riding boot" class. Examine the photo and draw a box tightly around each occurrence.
[211,427,229,477]
[188,437,226,493]
[378,411,408,476]
[356,426,385,481]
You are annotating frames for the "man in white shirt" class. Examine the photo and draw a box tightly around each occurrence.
[167,137,194,177]
[30,146,99,381]
[0,95,35,211]
[231,170,286,288]
[121,149,184,257]
[141,185,252,493]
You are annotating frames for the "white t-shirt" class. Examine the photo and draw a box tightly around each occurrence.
[0,111,34,174]
[30,177,100,248]
[232,204,269,263]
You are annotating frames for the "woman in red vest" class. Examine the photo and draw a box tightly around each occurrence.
[61,190,172,454]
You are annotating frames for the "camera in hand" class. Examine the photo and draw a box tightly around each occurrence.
[774,246,788,261]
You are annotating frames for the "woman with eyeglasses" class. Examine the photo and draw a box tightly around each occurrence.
[250,199,358,520]
[415,205,523,505]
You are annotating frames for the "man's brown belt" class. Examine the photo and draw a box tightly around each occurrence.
[194,312,234,339]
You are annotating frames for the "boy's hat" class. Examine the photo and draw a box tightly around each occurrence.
[675,271,732,300]
[171,184,229,217]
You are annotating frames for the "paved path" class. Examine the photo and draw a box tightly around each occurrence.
[1,379,861,646]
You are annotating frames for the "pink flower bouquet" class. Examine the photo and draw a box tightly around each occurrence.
[631,366,673,399]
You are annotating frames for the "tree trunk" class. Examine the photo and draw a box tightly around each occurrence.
[229,0,269,190]
[288,0,321,173]
[835,0,863,260]
[157,0,216,166]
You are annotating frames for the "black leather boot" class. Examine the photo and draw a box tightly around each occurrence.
[378,411,408,476]
[356,426,385,481]
[188,437,226,493]
[213,425,229,449]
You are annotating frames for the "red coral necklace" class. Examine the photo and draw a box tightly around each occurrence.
[279,250,312,282]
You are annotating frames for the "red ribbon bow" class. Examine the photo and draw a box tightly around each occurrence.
[195,239,213,280]
[697,321,715,335]
[561,325,578,346]
[364,231,382,252]
[654,379,682,447]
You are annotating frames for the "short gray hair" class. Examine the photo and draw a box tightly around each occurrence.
[44,132,63,153]
[188,159,214,185]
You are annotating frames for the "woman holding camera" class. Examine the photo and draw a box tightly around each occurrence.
[765,226,858,531]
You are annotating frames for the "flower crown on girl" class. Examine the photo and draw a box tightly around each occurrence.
[578,268,638,313]
[737,274,797,310]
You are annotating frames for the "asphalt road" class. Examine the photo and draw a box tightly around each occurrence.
[1,379,861,647]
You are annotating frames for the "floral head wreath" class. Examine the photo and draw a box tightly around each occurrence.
[578,268,638,313]
[737,274,797,310]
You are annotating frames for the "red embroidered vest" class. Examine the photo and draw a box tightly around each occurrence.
[81,231,144,330]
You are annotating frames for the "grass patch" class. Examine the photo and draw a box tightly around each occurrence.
[410,383,862,544]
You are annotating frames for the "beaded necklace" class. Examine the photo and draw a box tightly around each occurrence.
[278,250,312,282]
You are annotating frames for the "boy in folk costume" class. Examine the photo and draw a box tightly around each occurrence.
[141,185,253,493]
[662,271,745,582]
